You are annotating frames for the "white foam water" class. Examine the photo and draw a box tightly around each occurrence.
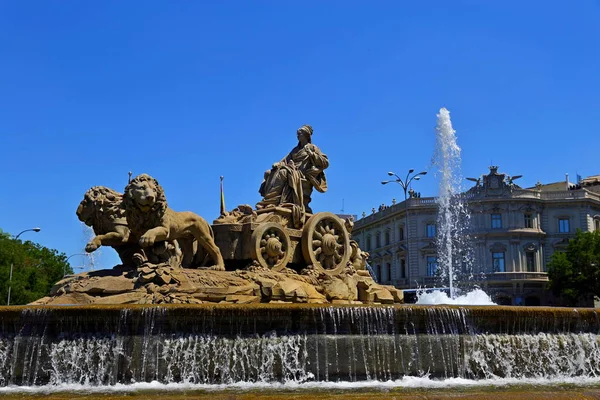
[0,376,599,394]
[415,288,496,305]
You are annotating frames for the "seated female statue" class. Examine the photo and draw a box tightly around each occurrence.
[256,125,329,227]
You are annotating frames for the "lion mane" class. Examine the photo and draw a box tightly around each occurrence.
[76,185,142,266]
[123,174,168,236]
[77,186,126,235]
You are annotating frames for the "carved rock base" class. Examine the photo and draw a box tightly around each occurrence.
[32,264,404,306]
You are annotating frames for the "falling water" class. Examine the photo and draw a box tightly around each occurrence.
[432,108,474,299]
[80,223,99,272]
[0,305,599,390]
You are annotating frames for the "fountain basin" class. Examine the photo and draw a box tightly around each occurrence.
[0,304,598,387]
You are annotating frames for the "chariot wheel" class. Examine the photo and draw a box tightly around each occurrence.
[302,212,351,275]
[250,222,292,271]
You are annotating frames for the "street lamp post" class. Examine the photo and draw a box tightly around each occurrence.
[7,227,41,306]
[382,170,427,285]
[64,253,89,277]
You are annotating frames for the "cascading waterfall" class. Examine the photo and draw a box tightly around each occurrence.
[0,305,600,390]
[432,108,475,299]
[80,223,99,272]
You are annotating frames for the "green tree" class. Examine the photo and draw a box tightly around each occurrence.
[0,229,72,305]
[547,230,600,306]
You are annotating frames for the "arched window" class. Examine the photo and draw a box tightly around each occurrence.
[385,230,390,246]
[526,252,536,272]
[490,243,507,273]
[492,252,505,272]
[399,226,404,241]
[523,243,537,272]
[524,213,533,229]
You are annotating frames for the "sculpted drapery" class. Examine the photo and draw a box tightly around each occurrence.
[257,125,329,227]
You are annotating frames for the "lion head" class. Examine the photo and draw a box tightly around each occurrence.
[76,186,126,234]
[123,174,168,235]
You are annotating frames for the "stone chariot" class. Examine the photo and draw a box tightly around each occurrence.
[212,124,357,275]
[214,207,354,275]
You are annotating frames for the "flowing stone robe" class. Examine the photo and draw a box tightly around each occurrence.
[257,142,329,227]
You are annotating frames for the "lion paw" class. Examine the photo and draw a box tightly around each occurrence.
[139,235,156,247]
[85,242,99,252]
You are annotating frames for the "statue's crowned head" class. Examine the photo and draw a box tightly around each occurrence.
[297,125,313,143]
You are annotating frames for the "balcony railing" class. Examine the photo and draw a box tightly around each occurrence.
[384,273,549,290]
[541,190,600,201]
[410,198,437,206]
[485,272,549,281]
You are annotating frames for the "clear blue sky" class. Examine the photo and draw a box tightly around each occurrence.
[1,1,599,270]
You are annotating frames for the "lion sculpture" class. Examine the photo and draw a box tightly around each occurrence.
[123,174,225,270]
[76,186,139,266]
[77,186,182,268]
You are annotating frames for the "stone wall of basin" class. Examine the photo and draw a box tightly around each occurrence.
[0,304,599,386]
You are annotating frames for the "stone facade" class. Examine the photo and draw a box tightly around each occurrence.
[353,166,600,306]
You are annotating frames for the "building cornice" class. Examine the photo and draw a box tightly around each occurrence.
[355,189,600,231]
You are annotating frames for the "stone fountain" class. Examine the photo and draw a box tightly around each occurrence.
[3,123,599,393]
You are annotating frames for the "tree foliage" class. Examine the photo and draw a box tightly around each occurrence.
[0,229,71,305]
[547,230,600,306]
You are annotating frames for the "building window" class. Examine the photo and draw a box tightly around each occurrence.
[558,218,570,233]
[492,252,505,272]
[427,256,438,276]
[400,258,406,279]
[491,213,502,229]
[399,226,404,240]
[376,232,381,248]
[595,219,600,232]
[385,231,390,246]
[525,252,535,272]
[366,236,371,251]
[426,224,436,238]
[386,263,392,282]
[524,213,533,229]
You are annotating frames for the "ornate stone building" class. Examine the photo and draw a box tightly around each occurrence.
[353,166,600,305]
